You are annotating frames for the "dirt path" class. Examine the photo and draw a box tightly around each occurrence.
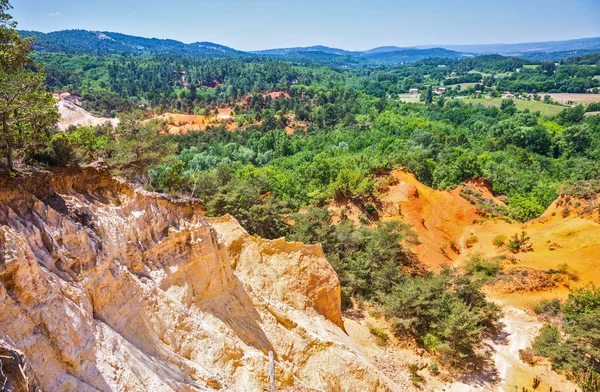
[487,298,578,391]
[492,304,538,384]
[455,219,582,391]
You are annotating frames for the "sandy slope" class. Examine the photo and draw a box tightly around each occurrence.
[335,169,596,391]
[57,100,119,130]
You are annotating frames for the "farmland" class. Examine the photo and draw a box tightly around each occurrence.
[397,93,421,103]
[541,93,600,104]
[443,81,479,90]
[462,96,566,116]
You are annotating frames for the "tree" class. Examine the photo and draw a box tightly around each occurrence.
[107,112,176,183]
[423,86,433,104]
[557,105,585,125]
[540,61,556,74]
[500,99,517,115]
[0,0,58,169]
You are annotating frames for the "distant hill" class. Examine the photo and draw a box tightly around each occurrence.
[18,29,244,57]
[363,46,409,54]
[364,48,466,63]
[17,29,600,63]
[252,45,355,56]
[517,49,600,62]
[18,30,467,63]
[253,45,465,63]
[262,37,600,61]
[416,37,600,55]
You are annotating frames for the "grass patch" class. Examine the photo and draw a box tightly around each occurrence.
[463,97,565,116]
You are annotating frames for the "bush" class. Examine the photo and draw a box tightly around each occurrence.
[408,363,424,384]
[464,254,501,280]
[519,348,538,365]
[532,324,563,359]
[507,231,531,253]
[560,179,600,201]
[466,235,479,248]
[366,203,377,215]
[369,326,390,346]
[533,299,562,318]
[493,234,507,247]
[428,362,440,376]
[545,264,579,282]
[530,285,600,391]
[423,333,441,351]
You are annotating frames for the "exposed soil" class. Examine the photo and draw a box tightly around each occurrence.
[337,170,598,391]
[542,93,600,104]
[56,99,119,130]
[153,112,238,134]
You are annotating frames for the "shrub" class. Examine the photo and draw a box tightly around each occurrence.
[519,348,538,365]
[466,235,479,248]
[423,333,441,351]
[560,178,600,200]
[533,299,562,318]
[428,362,440,376]
[407,363,419,375]
[369,326,390,346]
[532,324,563,359]
[493,234,507,247]
[507,231,531,253]
[464,254,501,280]
[407,363,424,384]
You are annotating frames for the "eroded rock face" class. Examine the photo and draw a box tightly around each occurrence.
[208,215,344,330]
[0,168,396,391]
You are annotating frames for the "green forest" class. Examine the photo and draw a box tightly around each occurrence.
[1,0,600,387]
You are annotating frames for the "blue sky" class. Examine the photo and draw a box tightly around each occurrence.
[10,0,600,51]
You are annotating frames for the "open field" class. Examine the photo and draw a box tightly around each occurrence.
[468,70,491,77]
[493,72,513,78]
[541,93,600,104]
[462,97,565,116]
[398,93,421,103]
[444,82,479,89]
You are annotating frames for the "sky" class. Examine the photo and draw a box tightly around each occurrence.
[9,0,600,51]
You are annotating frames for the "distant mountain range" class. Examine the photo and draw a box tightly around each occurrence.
[415,37,600,55]
[18,30,245,57]
[18,30,600,63]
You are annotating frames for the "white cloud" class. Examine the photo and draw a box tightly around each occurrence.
[48,12,61,17]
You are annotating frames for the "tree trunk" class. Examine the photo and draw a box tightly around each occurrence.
[2,113,12,170]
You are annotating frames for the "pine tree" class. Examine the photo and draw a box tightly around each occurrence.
[0,0,58,170]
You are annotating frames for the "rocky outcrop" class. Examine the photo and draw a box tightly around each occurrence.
[0,168,396,391]
[208,215,344,330]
